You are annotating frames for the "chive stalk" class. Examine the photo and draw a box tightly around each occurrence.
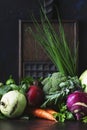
[28,8,78,76]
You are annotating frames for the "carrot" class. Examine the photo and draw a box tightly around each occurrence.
[45,108,57,115]
[31,108,57,122]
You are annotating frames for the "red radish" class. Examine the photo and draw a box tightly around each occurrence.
[26,85,44,107]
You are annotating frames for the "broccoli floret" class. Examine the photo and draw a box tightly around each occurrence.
[42,77,52,94]
[41,72,81,108]
[51,72,67,89]
[42,72,67,94]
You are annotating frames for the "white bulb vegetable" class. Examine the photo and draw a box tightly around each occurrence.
[0,90,27,118]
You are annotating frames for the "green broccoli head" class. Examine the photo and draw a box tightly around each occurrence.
[42,72,67,94]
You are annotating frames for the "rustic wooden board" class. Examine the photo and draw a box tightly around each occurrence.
[18,20,78,81]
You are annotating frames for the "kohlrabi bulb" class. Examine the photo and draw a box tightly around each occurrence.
[0,90,27,118]
[79,70,87,92]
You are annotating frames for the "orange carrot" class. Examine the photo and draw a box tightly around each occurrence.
[31,108,57,122]
[45,108,57,115]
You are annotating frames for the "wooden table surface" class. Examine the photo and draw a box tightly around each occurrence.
[0,119,87,130]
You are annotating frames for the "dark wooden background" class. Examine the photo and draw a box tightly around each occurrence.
[0,0,87,83]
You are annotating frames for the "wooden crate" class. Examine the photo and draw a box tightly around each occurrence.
[18,20,78,81]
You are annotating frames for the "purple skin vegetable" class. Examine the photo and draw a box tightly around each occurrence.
[66,91,87,120]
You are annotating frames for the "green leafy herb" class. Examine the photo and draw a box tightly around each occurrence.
[6,75,15,85]
[54,104,74,122]
[82,116,87,123]
[0,76,34,98]
[20,76,34,86]
[0,85,12,98]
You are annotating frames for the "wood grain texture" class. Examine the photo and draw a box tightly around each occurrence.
[0,119,87,130]
[18,20,78,80]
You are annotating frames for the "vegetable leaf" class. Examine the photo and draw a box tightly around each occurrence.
[82,116,87,123]
[54,104,74,122]
[0,112,7,119]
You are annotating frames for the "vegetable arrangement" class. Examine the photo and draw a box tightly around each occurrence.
[23,8,87,123]
[1,8,87,124]
[0,70,87,123]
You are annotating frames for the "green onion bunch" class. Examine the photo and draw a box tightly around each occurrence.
[28,8,78,76]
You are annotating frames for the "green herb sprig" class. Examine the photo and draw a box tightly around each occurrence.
[54,104,74,122]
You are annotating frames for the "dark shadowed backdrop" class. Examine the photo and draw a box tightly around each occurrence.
[0,0,87,83]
